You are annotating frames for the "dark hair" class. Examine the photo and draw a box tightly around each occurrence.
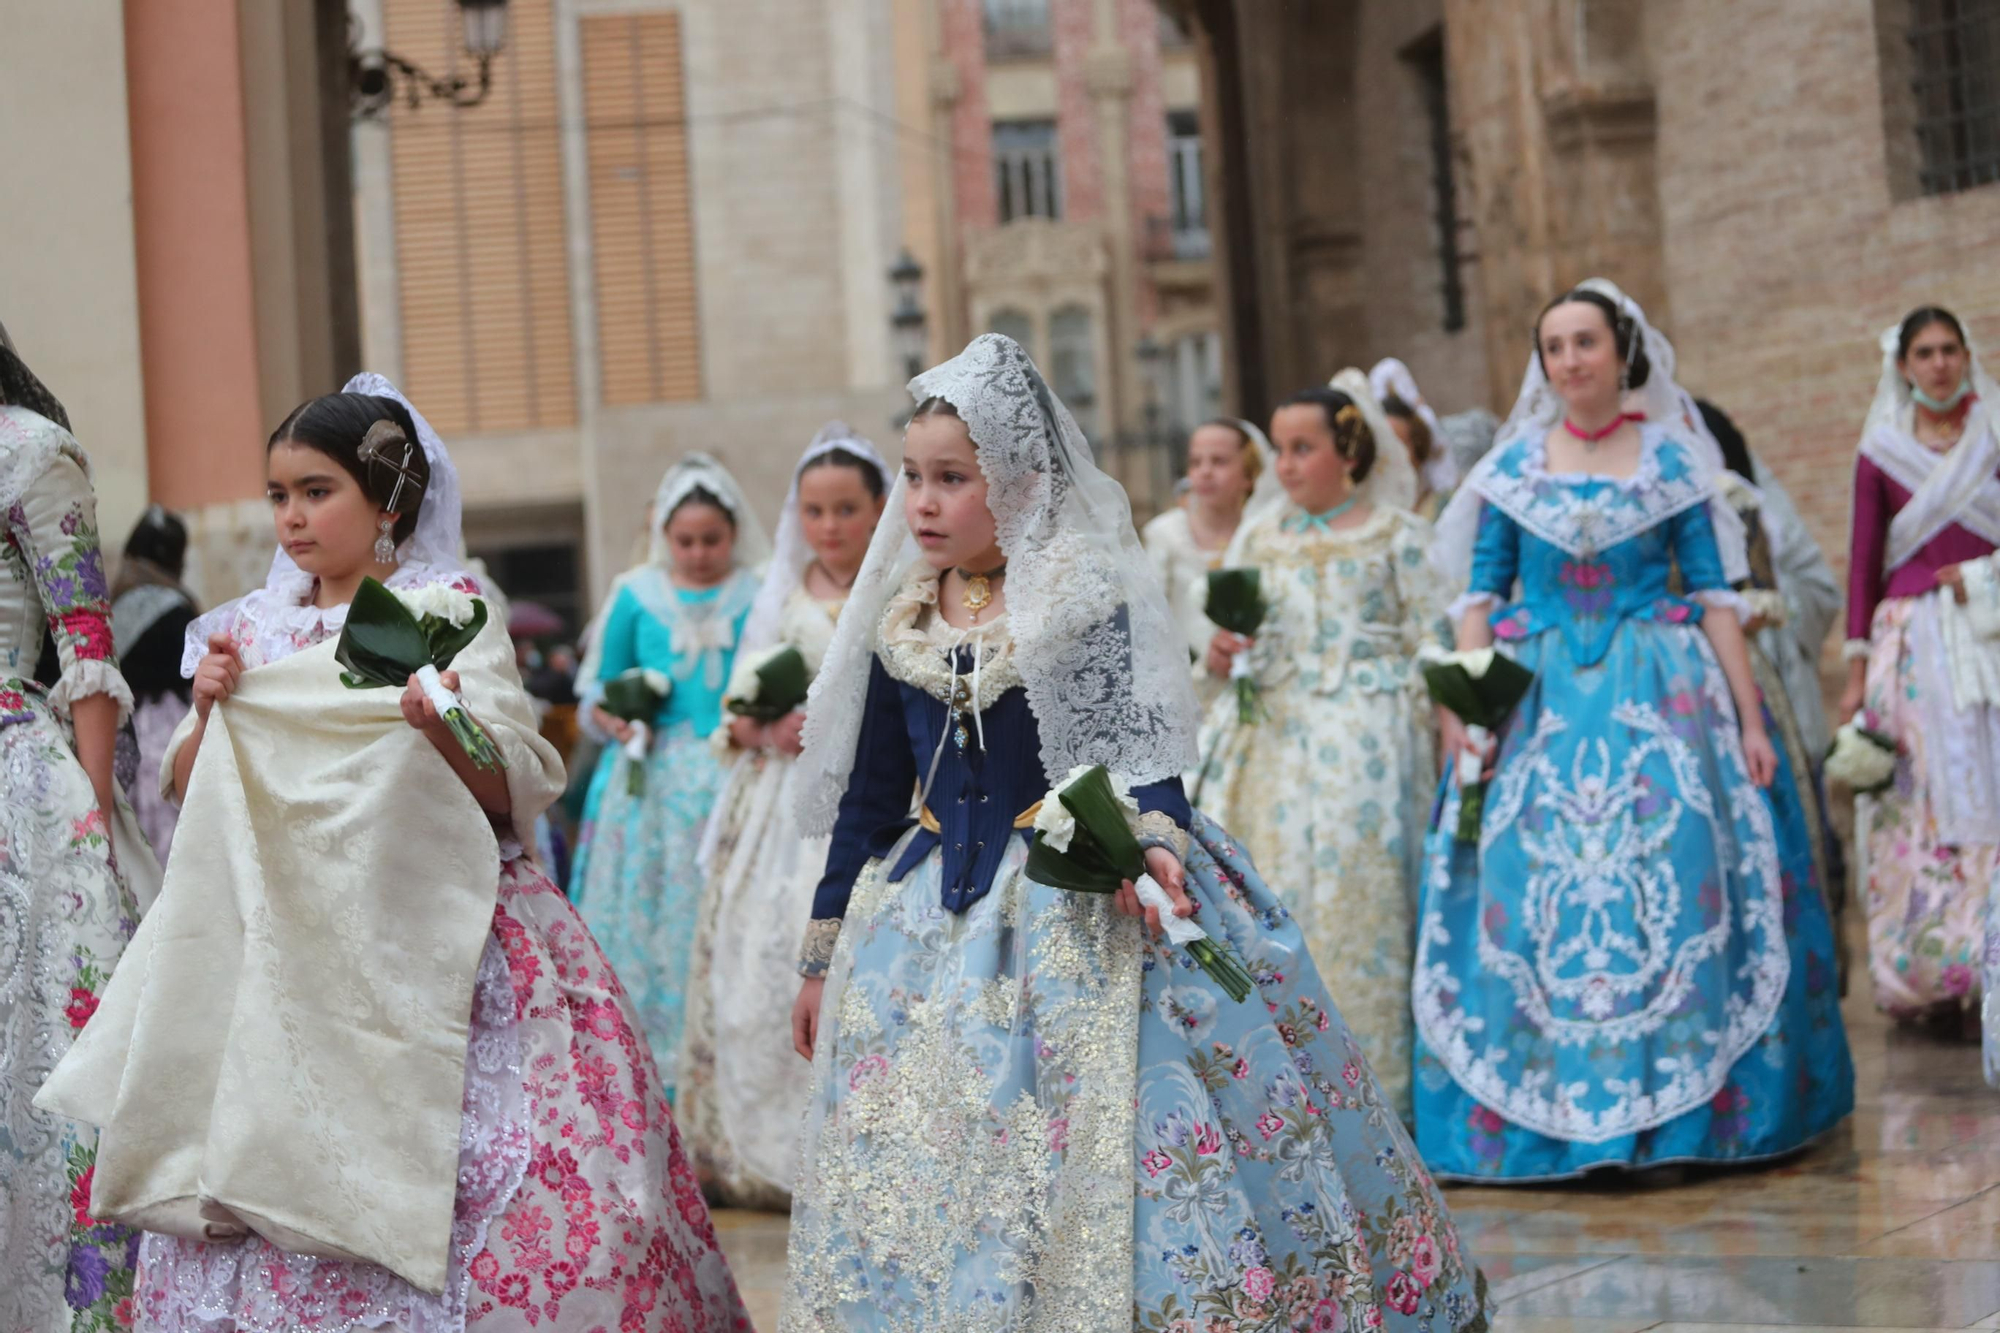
[802,445,886,500]
[124,505,189,577]
[269,393,430,544]
[0,342,70,431]
[1379,393,1436,468]
[1695,399,1755,483]
[1280,387,1375,483]
[1896,305,1967,361]
[910,395,960,423]
[1534,288,1652,390]
[666,483,736,530]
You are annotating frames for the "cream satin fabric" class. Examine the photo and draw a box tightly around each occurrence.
[37,616,563,1294]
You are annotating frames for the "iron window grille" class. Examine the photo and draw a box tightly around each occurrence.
[1909,0,2000,195]
[993,120,1064,222]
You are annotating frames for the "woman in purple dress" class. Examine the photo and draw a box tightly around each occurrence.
[1840,306,2000,1028]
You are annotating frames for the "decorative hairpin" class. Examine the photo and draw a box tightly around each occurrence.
[359,420,423,562]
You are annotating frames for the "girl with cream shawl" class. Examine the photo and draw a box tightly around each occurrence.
[569,454,767,1092]
[39,378,750,1332]
[679,424,888,1208]
[1192,374,1447,1120]
[0,323,161,1333]
[781,334,1489,1333]
[1841,307,2000,1030]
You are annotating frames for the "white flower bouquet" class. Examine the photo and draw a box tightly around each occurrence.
[1825,711,1897,796]
[1418,644,1534,842]
[335,577,505,770]
[601,668,672,796]
[1026,764,1255,1002]
[722,643,811,722]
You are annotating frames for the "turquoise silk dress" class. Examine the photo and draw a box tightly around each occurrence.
[782,573,1490,1333]
[1411,430,1854,1180]
[570,565,757,1092]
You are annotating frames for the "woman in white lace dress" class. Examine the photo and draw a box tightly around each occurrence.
[40,377,749,1333]
[680,423,888,1207]
[1141,420,1267,706]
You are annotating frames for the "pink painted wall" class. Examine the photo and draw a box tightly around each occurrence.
[123,0,267,510]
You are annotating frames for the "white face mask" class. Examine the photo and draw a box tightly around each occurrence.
[1911,378,1973,414]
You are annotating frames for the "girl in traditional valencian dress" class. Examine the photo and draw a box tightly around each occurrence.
[781,334,1490,1333]
[0,325,161,1333]
[1192,372,1444,1119]
[1840,308,2000,1031]
[680,424,889,1207]
[1370,358,1458,524]
[1141,419,1268,707]
[40,377,750,1332]
[1412,281,1852,1181]
[570,455,766,1089]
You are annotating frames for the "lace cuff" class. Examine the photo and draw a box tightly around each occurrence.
[798,917,842,978]
[1131,810,1190,862]
[1446,590,1502,623]
[1842,637,1873,662]
[1738,589,1789,629]
[1691,587,1754,620]
[48,657,134,723]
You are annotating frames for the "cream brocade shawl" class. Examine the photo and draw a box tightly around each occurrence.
[37,617,564,1295]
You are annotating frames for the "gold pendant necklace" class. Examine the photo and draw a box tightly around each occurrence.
[957,562,1005,620]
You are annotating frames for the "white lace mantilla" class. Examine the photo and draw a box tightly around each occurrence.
[1475,430,1714,563]
[1412,640,1790,1144]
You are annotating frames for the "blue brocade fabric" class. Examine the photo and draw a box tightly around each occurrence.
[781,814,1491,1333]
[1410,439,1853,1181]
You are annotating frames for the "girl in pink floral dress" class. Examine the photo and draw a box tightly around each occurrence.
[43,377,749,1333]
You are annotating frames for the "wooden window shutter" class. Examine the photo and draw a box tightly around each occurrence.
[581,12,702,405]
[382,0,577,435]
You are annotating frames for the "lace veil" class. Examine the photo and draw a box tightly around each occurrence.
[1370,356,1459,497]
[796,333,1200,834]
[1429,277,1748,590]
[1857,320,2000,568]
[644,451,772,570]
[181,372,471,674]
[740,423,889,653]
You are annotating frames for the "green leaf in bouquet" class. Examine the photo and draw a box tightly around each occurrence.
[421,598,489,670]
[727,645,811,721]
[1420,652,1534,730]
[1023,837,1126,893]
[1055,765,1146,875]
[1205,568,1266,638]
[334,578,431,689]
[601,670,667,722]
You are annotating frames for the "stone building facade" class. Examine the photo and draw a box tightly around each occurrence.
[1175,0,2000,629]
[906,0,1222,511]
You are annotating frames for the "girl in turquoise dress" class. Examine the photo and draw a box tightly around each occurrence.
[781,334,1490,1333]
[571,453,766,1092]
[1412,281,1853,1181]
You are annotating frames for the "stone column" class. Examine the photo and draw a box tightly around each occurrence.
[1086,0,1137,432]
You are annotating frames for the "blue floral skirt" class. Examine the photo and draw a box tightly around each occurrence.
[1411,621,1854,1181]
[569,721,723,1093]
[781,813,1490,1333]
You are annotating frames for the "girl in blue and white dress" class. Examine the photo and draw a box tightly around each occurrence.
[1412,280,1853,1181]
[570,454,766,1091]
[781,334,1490,1333]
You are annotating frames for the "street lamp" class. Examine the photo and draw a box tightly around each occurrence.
[888,249,928,381]
[351,0,511,120]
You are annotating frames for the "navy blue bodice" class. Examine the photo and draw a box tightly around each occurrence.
[810,647,1191,921]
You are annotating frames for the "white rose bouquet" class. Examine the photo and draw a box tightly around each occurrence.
[1824,711,1897,796]
[722,643,812,722]
[1418,643,1534,842]
[335,576,506,770]
[600,667,673,796]
[1027,764,1255,1002]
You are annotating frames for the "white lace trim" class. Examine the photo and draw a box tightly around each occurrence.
[1474,429,1715,564]
[1691,587,1754,620]
[1446,591,1503,624]
[1412,636,1790,1144]
[137,934,530,1333]
[47,655,134,723]
[874,571,1023,710]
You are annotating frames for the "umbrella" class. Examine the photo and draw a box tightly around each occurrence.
[507,600,565,640]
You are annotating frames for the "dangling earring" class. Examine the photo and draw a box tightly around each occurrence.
[374,517,397,564]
